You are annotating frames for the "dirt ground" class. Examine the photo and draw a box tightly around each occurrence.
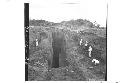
[27,26,106,81]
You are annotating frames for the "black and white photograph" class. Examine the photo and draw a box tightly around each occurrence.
[25,0,107,81]
[1,0,125,83]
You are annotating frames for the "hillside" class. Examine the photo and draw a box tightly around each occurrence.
[28,19,106,81]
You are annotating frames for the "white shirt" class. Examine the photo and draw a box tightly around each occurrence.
[85,41,88,46]
[80,39,83,45]
[36,39,38,46]
[88,46,92,51]
[92,59,99,65]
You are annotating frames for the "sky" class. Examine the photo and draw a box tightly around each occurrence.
[29,0,107,27]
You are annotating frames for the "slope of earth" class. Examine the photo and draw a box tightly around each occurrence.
[27,19,106,81]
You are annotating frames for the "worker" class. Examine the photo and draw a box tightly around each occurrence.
[36,39,38,46]
[80,39,83,45]
[92,59,99,65]
[85,41,88,46]
[88,46,92,57]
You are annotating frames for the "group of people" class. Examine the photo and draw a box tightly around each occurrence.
[79,39,99,65]
[80,39,92,57]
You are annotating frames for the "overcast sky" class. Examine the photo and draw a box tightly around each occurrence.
[29,0,107,27]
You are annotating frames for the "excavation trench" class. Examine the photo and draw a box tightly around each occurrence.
[51,31,68,68]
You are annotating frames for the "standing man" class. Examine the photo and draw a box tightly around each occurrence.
[85,41,88,46]
[80,39,83,45]
[35,39,38,46]
[88,46,92,57]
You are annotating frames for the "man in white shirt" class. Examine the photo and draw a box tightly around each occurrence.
[79,39,83,45]
[36,39,38,46]
[85,41,88,46]
[88,46,92,57]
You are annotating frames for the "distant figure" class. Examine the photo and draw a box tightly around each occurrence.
[36,39,38,46]
[76,30,79,33]
[85,41,88,46]
[92,59,99,65]
[88,46,92,57]
[80,39,83,45]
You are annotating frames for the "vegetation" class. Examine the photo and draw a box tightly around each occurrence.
[28,19,106,81]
